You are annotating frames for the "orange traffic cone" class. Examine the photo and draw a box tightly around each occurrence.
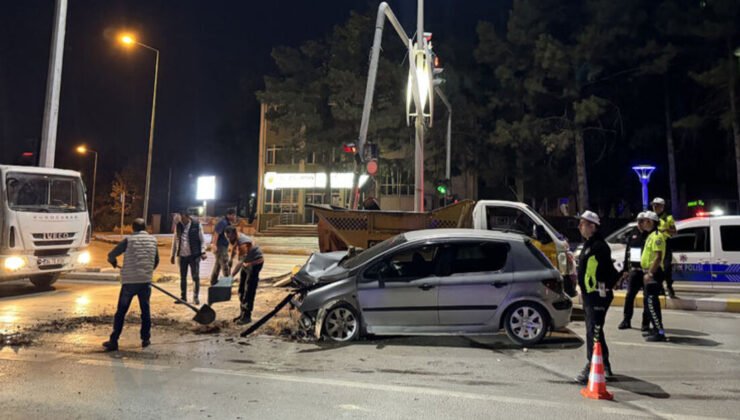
[580,341,614,400]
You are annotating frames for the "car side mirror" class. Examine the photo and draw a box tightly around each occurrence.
[535,225,553,245]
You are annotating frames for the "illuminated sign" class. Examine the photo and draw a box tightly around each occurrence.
[196,176,216,200]
[687,200,705,208]
[264,172,369,190]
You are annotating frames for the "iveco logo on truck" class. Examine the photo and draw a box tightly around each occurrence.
[43,232,70,240]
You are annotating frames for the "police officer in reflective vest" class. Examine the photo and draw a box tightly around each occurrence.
[575,211,619,384]
[641,211,668,342]
[652,197,677,298]
[618,212,650,332]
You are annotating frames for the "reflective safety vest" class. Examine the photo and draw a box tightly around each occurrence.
[658,213,676,238]
[584,256,599,293]
[641,230,666,271]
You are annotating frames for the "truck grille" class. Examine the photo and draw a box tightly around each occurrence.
[32,232,76,247]
[34,249,70,257]
[39,264,64,270]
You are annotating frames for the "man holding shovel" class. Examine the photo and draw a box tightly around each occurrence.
[103,218,159,351]
[226,226,264,325]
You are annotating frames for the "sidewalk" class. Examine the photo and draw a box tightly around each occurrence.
[575,286,740,313]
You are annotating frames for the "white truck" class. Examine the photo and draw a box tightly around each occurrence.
[0,165,92,289]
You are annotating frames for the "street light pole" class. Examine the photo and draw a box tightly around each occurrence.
[118,35,159,223]
[39,0,68,168]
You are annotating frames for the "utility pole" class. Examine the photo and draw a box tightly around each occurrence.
[39,0,68,168]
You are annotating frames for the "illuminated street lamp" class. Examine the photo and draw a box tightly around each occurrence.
[117,32,159,222]
[632,165,656,211]
[76,145,98,225]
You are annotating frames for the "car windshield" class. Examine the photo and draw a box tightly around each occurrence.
[524,204,564,241]
[606,224,635,244]
[339,234,407,270]
[5,172,87,213]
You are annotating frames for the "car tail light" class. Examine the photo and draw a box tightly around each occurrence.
[542,277,563,294]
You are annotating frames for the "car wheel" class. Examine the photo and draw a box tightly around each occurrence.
[504,302,549,346]
[30,273,60,290]
[322,303,360,342]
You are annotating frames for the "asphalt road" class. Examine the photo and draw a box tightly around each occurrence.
[1,279,739,419]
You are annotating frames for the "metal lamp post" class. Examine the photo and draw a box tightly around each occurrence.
[119,34,159,223]
[76,146,98,224]
[632,165,656,210]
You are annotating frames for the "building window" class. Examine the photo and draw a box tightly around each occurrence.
[263,188,299,214]
[266,146,279,165]
[380,167,413,196]
[306,152,316,164]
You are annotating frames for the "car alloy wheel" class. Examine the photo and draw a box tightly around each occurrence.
[505,303,548,346]
[323,304,359,342]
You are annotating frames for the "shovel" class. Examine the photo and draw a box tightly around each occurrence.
[151,283,216,325]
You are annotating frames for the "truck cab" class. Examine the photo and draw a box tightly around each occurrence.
[472,200,575,286]
[0,165,92,289]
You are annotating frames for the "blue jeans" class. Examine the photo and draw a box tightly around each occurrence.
[110,283,151,343]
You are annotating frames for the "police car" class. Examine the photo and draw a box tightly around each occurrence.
[671,215,740,286]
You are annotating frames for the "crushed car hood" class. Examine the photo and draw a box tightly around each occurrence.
[293,250,350,287]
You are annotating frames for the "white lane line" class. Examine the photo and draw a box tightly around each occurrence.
[612,341,740,356]
[194,367,716,419]
[77,358,170,372]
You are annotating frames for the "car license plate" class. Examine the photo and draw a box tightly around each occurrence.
[38,256,67,266]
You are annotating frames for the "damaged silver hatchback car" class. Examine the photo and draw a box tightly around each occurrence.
[291,229,572,346]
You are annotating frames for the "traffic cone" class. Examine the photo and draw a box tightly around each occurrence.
[580,341,614,400]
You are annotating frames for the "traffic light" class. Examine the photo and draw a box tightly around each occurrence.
[342,143,357,154]
[433,54,445,86]
[436,179,450,195]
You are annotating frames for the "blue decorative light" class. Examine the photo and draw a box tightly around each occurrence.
[632,165,656,211]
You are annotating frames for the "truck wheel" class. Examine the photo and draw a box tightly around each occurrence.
[504,302,549,346]
[30,273,60,290]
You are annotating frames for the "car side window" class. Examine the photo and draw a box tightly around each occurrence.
[443,242,509,275]
[720,225,740,252]
[362,245,439,283]
[486,206,536,238]
[672,227,710,253]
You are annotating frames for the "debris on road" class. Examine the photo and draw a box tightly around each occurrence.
[1,332,33,348]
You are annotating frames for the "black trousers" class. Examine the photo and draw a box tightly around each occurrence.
[663,241,674,292]
[583,292,613,366]
[238,263,263,317]
[644,274,665,332]
[623,270,649,327]
[179,255,201,298]
[110,283,151,343]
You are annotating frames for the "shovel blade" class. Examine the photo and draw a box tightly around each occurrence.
[193,304,216,325]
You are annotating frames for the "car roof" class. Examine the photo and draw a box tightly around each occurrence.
[402,228,527,243]
[677,216,740,227]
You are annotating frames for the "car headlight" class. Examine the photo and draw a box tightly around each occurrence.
[77,251,91,265]
[4,256,27,271]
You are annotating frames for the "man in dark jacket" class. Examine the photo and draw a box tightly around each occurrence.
[618,212,650,332]
[171,211,206,304]
[575,211,618,384]
[103,218,159,351]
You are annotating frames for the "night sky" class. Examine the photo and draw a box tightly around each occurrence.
[1,0,500,216]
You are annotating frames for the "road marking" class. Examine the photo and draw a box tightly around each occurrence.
[77,358,171,372]
[612,341,740,356]
[192,367,729,419]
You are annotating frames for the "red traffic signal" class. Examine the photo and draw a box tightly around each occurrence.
[342,143,357,154]
[366,159,378,176]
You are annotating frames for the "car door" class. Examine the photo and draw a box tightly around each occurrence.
[357,243,441,327]
[671,224,712,284]
[711,221,740,284]
[437,241,513,326]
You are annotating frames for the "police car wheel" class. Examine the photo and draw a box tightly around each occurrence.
[504,302,549,346]
[30,273,60,290]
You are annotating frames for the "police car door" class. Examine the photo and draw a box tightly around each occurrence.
[711,220,740,284]
[671,221,712,285]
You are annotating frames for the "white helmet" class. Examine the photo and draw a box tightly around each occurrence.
[651,197,666,206]
[643,211,660,222]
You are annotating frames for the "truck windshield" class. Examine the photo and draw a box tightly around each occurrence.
[6,172,86,213]
[339,234,407,270]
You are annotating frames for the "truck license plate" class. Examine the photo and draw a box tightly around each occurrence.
[38,256,67,266]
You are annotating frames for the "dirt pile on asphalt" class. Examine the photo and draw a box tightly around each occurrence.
[27,315,192,334]
[1,332,34,348]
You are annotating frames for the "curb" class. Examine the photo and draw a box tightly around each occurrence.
[575,291,740,314]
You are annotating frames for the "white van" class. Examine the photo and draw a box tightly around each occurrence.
[672,216,740,286]
[0,165,92,289]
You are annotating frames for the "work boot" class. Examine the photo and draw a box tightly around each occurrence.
[236,313,252,325]
[667,288,677,299]
[175,296,186,305]
[641,326,651,337]
[604,364,614,380]
[575,364,591,385]
[142,339,151,348]
[617,319,631,330]
[646,332,667,342]
[193,293,200,306]
[102,341,118,352]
